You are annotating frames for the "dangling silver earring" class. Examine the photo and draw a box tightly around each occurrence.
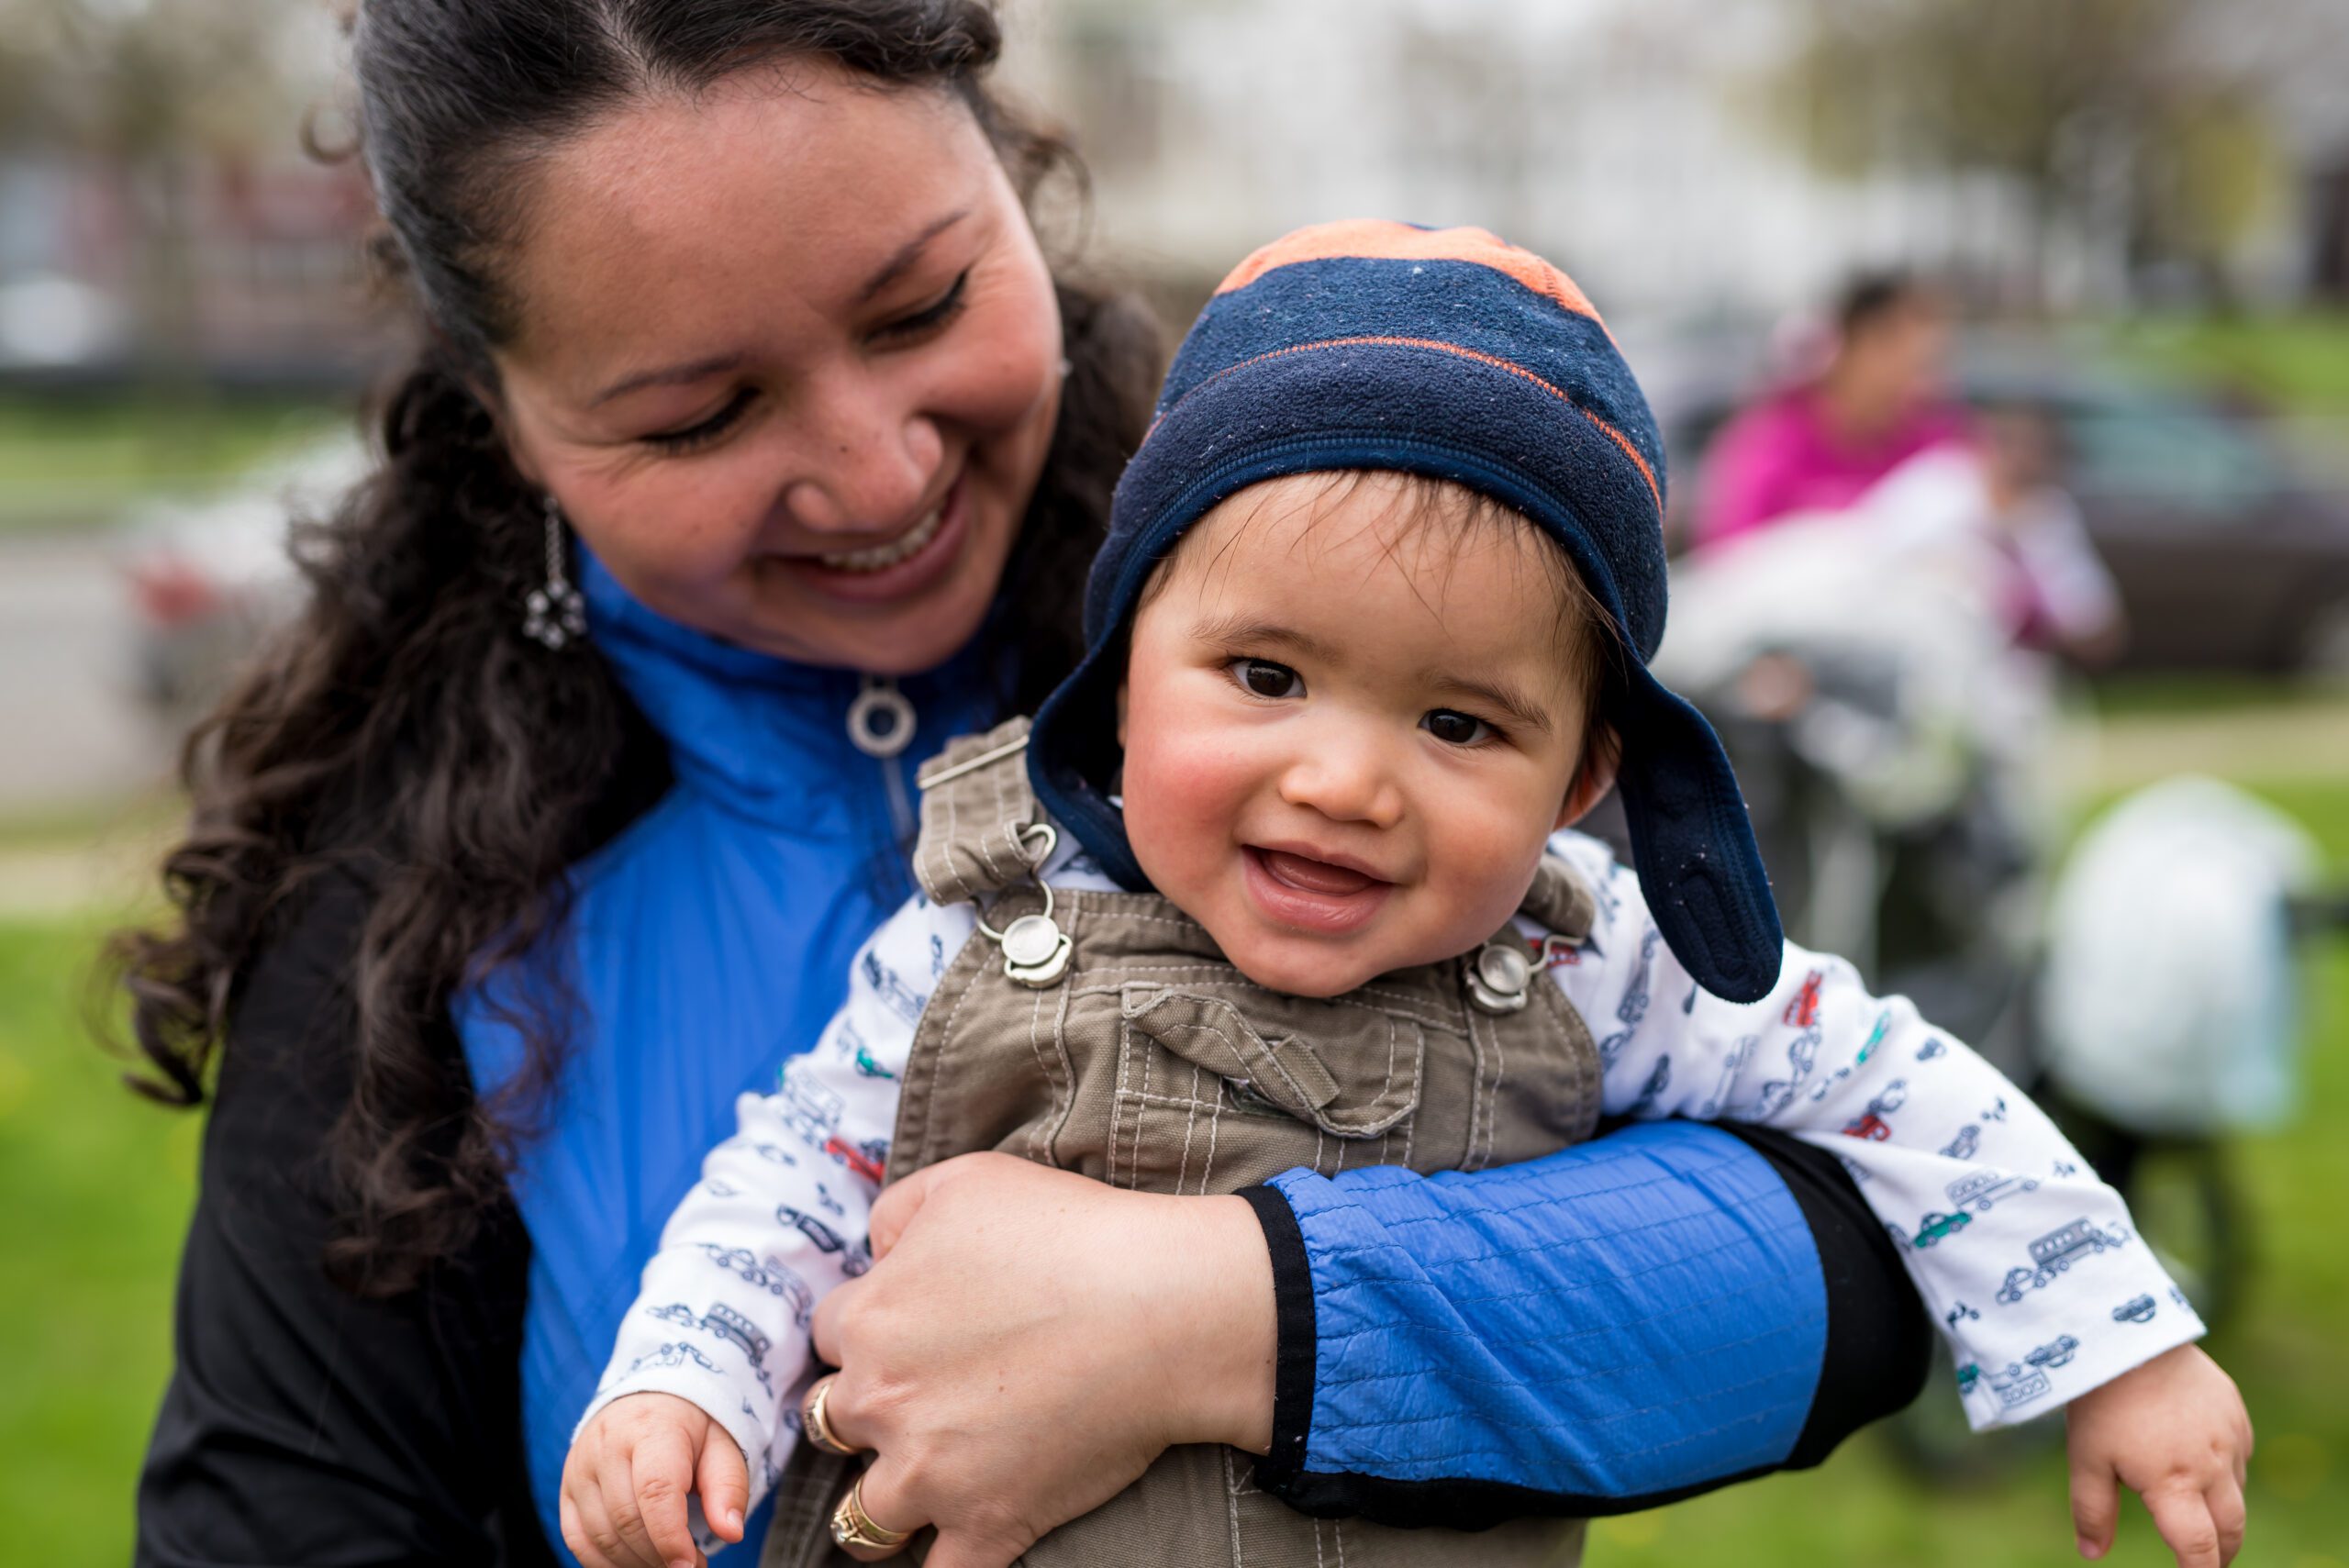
[524,494,589,651]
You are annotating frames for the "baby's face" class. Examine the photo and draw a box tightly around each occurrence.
[1119,474,1601,998]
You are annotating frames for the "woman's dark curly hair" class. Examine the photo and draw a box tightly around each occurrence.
[110,0,1160,1296]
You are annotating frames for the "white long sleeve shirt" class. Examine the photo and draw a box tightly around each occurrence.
[584,828,2200,1523]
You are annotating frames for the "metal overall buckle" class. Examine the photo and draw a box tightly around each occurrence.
[974,822,1071,988]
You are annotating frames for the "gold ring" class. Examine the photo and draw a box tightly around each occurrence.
[800,1377,860,1458]
[829,1478,912,1551]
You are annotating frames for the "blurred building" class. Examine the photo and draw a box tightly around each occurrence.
[1007,0,2343,324]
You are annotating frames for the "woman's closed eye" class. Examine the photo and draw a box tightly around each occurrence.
[1422,707,1498,747]
[874,270,971,344]
[643,389,756,454]
[1229,658,1303,700]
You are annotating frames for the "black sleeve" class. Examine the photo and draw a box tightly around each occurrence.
[135,874,555,1568]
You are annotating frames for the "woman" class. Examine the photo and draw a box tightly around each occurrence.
[123,5,1929,1565]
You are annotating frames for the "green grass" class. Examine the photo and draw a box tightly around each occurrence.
[0,914,199,1562]
[2111,314,2349,416]
[4,743,2346,1564]
[0,394,347,534]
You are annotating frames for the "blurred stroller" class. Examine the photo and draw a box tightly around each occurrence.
[1637,449,2339,1476]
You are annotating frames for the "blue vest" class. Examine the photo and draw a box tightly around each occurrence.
[459,557,996,1562]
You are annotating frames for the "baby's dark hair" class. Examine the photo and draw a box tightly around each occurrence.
[1142,470,1625,805]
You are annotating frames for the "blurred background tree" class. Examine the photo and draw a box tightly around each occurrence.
[1772,0,2319,306]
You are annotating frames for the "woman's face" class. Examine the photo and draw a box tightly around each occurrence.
[490,63,1064,673]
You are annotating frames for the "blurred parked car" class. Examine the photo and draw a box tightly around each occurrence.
[117,434,365,722]
[1641,331,2349,674]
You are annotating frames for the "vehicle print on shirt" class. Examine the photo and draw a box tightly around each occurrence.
[1956,1362,1981,1396]
[2026,1335,2080,1369]
[780,1205,847,1254]
[1842,1079,1909,1140]
[826,1134,888,1184]
[861,950,927,1028]
[1783,969,1825,1029]
[697,1244,816,1325]
[704,1178,740,1197]
[1597,929,1662,1065]
[1940,1124,1982,1162]
[852,1043,897,1080]
[625,1341,722,1378]
[1945,1168,2042,1213]
[1987,1361,2053,1407]
[1752,1028,1822,1119]
[2112,1294,2159,1324]
[930,932,947,978]
[1856,1009,1892,1064]
[1915,1037,1947,1062]
[1983,1095,2009,1122]
[813,1183,845,1218]
[645,1302,699,1328]
[750,1143,798,1167]
[1836,1152,1872,1185]
[777,1075,845,1146]
[1945,1301,1981,1329]
[1996,1218,2132,1302]
[1911,1209,1971,1248]
[1624,1055,1671,1118]
[1700,1034,1759,1118]
[2170,1284,2194,1312]
[700,1303,772,1369]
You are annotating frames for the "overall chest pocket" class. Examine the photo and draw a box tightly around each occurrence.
[1096,981,1434,1193]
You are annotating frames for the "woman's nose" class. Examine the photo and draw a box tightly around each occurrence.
[779,376,944,536]
[1277,737,1405,828]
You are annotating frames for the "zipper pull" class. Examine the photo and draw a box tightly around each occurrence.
[847,674,916,759]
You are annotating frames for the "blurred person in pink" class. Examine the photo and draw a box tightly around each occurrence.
[1695,272,1969,550]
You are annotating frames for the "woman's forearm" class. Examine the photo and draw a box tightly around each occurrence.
[1237,1118,1932,1526]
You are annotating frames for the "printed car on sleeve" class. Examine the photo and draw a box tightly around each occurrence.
[2112,1294,2159,1324]
[2026,1334,2080,1369]
[1944,1168,2042,1213]
[1912,1210,1972,1248]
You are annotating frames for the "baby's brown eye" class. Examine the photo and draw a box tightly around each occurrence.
[1423,709,1492,746]
[1233,659,1302,698]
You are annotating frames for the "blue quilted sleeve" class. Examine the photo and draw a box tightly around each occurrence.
[1237,1119,1928,1524]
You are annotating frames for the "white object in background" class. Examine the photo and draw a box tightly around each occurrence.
[2039,775,2321,1134]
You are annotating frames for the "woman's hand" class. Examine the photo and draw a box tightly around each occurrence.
[808,1153,1277,1568]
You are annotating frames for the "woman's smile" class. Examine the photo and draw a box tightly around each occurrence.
[779,466,971,606]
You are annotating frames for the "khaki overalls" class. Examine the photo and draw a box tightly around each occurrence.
[763,719,1603,1568]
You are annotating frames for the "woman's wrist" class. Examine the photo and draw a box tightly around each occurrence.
[1141,1192,1279,1454]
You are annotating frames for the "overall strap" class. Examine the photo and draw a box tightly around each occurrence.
[913,715,1050,906]
[1519,851,1598,942]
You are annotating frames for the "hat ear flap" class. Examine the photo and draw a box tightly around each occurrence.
[1612,677,1785,1003]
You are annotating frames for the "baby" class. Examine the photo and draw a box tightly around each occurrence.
[562,223,2248,1568]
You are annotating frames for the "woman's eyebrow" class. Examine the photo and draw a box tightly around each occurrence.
[589,353,747,408]
[858,208,971,303]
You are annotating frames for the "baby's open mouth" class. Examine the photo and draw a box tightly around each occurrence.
[1241,845,1395,935]
[1254,848,1386,896]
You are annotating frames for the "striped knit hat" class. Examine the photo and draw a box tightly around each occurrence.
[1029,220,1783,1002]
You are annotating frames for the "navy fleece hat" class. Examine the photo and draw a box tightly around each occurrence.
[1029,220,1784,1001]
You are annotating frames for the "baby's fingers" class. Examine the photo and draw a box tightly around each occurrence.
[2068,1455,2119,1560]
[697,1431,751,1544]
[2206,1475,2246,1565]
[622,1426,707,1568]
[2143,1476,2225,1568]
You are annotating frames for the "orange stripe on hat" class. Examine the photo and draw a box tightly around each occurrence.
[1213,219,1604,326]
[1160,333,1660,517]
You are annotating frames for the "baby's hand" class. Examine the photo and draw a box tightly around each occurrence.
[2065,1344,2251,1567]
[562,1392,751,1568]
